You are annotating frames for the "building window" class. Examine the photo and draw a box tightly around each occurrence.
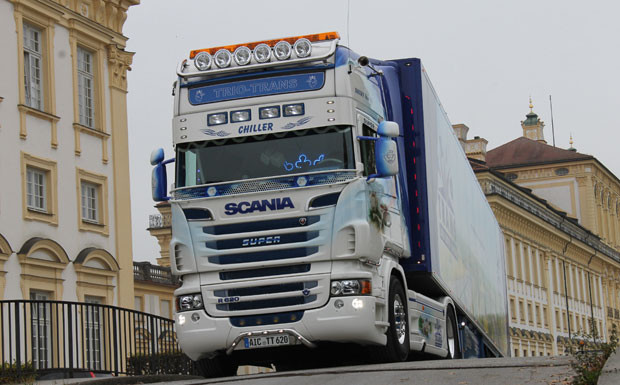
[30,290,52,369]
[26,167,47,212]
[81,181,98,223]
[23,23,43,110]
[76,168,108,235]
[554,167,569,176]
[21,152,57,225]
[134,296,142,312]
[77,47,95,128]
[84,296,103,370]
[161,300,171,319]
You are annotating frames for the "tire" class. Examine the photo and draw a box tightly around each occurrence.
[196,355,238,378]
[446,306,461,359]
[372,276,410,362]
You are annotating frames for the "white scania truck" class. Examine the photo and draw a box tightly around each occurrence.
[151,32,509,377]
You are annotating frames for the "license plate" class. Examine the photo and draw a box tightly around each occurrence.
[243,334,291,349]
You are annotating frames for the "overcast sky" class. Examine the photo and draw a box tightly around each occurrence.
[124,0,620,263]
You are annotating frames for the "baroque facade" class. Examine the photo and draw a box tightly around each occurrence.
[0,0,138,308]
[457,103,620,356]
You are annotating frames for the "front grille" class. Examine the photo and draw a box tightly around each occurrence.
[173,171,356,200]
[217,296,317,311]
[213,279,320,312]
[215,281,318,297]
[208,246,319,265]
[201,198,333,316]
[204,216,320,235]
[219,264,311,280]
[205,231,319,250]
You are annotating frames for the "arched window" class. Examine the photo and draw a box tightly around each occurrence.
[17,237,69,300]
[17,238,69,369]
[0,233,12,298]
[73,248,119,304]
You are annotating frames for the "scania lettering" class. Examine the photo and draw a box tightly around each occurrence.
[151,32,509,377]
[224,197,294,215]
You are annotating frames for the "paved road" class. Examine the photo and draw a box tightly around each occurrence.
[41,353,620,385]
[149,356,576,385]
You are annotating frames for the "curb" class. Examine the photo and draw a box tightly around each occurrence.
[598,351,620,385]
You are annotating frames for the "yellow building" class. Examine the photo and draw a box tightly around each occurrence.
[457,103,620,356]
[0,0,138,306]
[0,0,143,372]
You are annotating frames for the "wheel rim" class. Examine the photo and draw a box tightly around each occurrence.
[447,315,455,358]
[393,293,407,344]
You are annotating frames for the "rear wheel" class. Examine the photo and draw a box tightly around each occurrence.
[372,276,409,362]
[446,306,461,359]
[196,355,238,378]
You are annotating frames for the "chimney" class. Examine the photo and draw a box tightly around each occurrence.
[452,124,469,147]
[453,123,488,162]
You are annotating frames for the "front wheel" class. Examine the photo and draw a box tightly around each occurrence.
[372,276,409,362]
[445,306,461,359]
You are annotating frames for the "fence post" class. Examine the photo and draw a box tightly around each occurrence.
[113,307,118,376]
[151,316,157,356]
[15,302,21,375]
[67,304,74,378]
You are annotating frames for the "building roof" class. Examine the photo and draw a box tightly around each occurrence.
[485,136,593,169]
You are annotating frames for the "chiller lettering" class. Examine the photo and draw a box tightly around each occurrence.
[238,123,273,134]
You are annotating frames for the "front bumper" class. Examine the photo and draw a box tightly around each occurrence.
[176,296,386,360]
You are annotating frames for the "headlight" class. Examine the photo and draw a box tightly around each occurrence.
[208,112,228,126]
[294,38,312,58]
[214,49,232,68]
[194,52,212,71]
[176,294,204,312]
[274,41,292,60]
[259,106,280,119]
[234,46,252,65]
[253,43,271,63]
[230,109,251,122]
[330,279,371,296]
[283,103,305,117]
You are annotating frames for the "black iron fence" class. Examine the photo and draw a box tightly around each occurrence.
[0,300,179,377]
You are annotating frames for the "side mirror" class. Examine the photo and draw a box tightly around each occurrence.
[151,148,174,202]
[357,121,400,180]
[375,137,399,177]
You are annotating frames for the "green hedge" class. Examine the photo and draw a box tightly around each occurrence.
[127,352,198,376]
[0,362,36,385]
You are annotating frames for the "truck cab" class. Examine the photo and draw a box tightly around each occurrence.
[152,32,507,377]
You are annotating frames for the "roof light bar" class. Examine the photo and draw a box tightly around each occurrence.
[179,32,340,78]
[189,32,340,59]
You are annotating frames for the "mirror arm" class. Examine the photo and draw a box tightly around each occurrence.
[356,135,378,142]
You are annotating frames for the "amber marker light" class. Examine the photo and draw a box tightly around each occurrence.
[361,280,372,295]
[189,32,340,59]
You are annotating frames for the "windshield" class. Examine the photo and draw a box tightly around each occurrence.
[176,125,355,188]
